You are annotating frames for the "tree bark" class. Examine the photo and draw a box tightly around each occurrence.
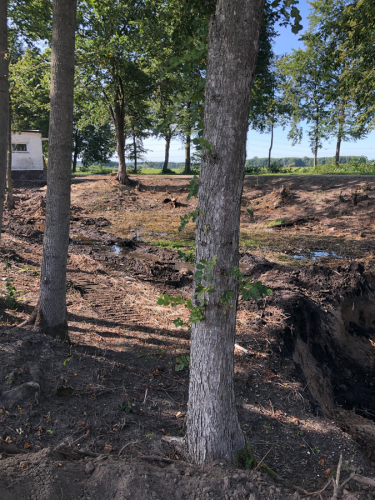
[162,136,171,173]
[35,0,76,339]
[184,133,191,174]
[6,98,14,209]
[133,133,137,173]
[114,103,130,184]
[268,122,273,171]
[185,0,265,464]
[0,0,9,241]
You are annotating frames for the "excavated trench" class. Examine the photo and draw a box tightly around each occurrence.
[284,289,375,465]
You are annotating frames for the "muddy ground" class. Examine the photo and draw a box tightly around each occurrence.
[1,174,375,499]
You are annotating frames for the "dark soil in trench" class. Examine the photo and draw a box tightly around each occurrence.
[1,183,375,499]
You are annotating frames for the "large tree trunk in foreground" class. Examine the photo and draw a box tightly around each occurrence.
[114,104,130,185]
[6,99,15,209]
[35,0,76,338]
[0,0,9,242]
[162,136,171,173]
[184,133,191,174]
[185,0,265,464]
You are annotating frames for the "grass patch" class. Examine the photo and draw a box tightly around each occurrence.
[266,218,288,227]
[149,240,195,250]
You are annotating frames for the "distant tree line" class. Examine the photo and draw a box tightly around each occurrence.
[246,156,367,168]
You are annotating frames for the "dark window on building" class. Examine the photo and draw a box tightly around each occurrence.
[12,144,28,152]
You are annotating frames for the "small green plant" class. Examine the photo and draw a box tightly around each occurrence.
[235,440,277,479]
[4,279,18,309]
[120,403,135,413]
[146,432,154,439]
[175,355,190,371]
[177,249,195,264]
[63,356,73,366]
[246,208,254,220]
[228,267,272,302]
[6,373,14,385]
[157,256,217,328]
[178,209,202,232]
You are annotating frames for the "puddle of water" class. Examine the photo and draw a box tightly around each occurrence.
[292,250,343,261]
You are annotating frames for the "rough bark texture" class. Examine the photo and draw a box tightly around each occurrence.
[114,104,129,185]
[0,0,9,241]
[184,134,191,174]
[162,137,171,173]
[37,0,76,338]
[185,0,265,464]
[6,100,14,209]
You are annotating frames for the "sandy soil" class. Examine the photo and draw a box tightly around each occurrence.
[1,174,375,499]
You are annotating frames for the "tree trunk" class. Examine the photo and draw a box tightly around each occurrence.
[72,129,79,173]
[162,136,170,173]
[133,134,137,173]
[335,134,341,165]
[6,98,14,209]
[35,0,76,339]
[268,122,273,171]
[184,133,191,174]
[185,0,265,464]
[335,103,346,165]
[0,0,9,241]
[114,103,129,184]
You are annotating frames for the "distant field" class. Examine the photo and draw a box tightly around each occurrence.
[73,164,375,176]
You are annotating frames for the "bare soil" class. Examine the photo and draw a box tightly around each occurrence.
[1,174,375,499]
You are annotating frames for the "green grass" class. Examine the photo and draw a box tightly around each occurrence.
[266,218,288,227]
[149,240,195,249]
[74,167,116,175]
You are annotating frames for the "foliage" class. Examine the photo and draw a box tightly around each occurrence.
[177,249,195,264]
[228,267,272,303]
[235,441,278,479]
[175,355,190,371]
[178,209,201,232]
[157,257,217,328]
[9,48,50,138]
[4,279,18,309]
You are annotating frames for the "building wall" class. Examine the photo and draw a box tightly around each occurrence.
[11,131,44,171]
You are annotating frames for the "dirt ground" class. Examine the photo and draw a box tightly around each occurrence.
[1,174,375,499]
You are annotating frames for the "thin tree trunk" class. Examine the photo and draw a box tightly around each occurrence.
[314,112,319,168]
[0,0,9,241]
[335,135,341,165]
[162,136,171,173]
[133,134,137,173]
[34,0,77,338]
[114,103,129,184]
[335,103,346,165]
[72,129,79,173]
[6,98,14,209]
[184,133,191,174]
[268,122,273,171]
[186,0,265,464]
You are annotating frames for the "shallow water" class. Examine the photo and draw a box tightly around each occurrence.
[292,250,343,260]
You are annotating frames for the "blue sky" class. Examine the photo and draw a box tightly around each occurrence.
[140,0,375,163]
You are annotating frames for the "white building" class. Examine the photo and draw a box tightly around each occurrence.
[11,130,47,180]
